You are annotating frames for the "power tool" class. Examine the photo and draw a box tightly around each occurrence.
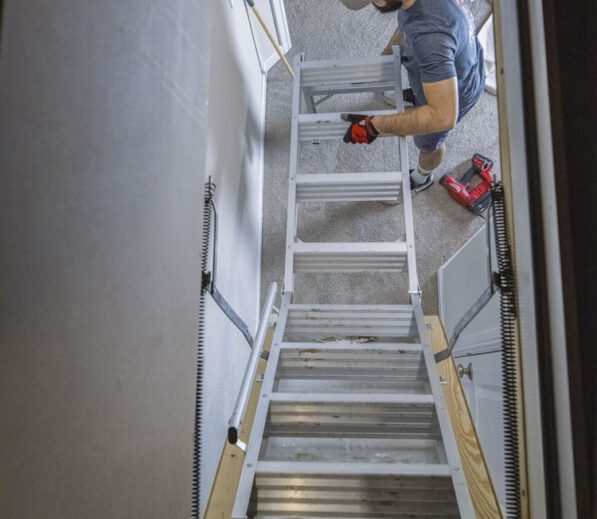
[440,154,494,216]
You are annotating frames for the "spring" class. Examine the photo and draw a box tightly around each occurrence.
[191,178,216,519]
[492,182,522,518]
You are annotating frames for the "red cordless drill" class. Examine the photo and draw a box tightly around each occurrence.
[440,154,494,216]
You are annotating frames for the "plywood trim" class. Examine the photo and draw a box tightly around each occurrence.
[203,327,275,519]
[427,315,504,519]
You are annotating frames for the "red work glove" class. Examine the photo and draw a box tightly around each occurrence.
[341,113,379,144]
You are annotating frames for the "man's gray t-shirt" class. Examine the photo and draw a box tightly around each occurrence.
[398,0,485,119]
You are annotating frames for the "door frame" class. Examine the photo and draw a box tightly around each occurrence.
[492,0,577,517]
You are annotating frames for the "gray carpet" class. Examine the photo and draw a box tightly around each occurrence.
[261,0,499,314]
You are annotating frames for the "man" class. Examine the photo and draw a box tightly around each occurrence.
[341,0,485,193]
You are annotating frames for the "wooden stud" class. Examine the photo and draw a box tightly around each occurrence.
[204,327,275,519]
[427,315,504,519]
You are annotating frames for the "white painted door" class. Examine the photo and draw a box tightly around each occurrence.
[244,0,291,72]
[455,350,505,508]
[438,224,506,509]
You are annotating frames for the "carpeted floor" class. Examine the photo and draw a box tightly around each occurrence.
[261,0,498,314]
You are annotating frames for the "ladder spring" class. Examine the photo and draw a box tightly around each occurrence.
[492,182,522,518]
[192,178,216,519]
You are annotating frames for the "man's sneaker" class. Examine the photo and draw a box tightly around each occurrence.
[382,91,396,107]
[381,169,434,205]
[410,169,434,194]
[381,88,417,108]
[403,88,417,106]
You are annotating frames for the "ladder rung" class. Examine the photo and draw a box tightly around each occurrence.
[279,342,422,351]
[255,461,452,477]
[300,56,395,93]
[250,473,459,518]
[300,55,394,73]
[298,110,396,141]
[250,470,459,518]
[303,72,396,96]
[269,393,434,404]
[278,342,423,353]
[284,304,418,341]
[251,500,457,518]
[296,172,402,202]
[305,81,396,97]
[293,241,407,273]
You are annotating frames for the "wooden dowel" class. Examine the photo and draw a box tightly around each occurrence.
[247,3,294,77]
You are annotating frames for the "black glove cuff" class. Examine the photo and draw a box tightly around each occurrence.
[365,116,379,137]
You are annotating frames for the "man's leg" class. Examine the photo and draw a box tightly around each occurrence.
[410,133,449,192]
[418,143,446,171]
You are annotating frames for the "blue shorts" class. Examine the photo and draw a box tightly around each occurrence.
[413,130,450,152]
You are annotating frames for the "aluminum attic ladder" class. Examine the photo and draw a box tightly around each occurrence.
[231,50,475,519]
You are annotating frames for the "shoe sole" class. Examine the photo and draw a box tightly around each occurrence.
[410,179,435,194]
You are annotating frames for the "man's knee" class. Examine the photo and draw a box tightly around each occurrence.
[418,143,446,170]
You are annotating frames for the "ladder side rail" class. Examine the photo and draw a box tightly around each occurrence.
[411,293,476,518]
[282,53,303,294]
[392,46,420,294]
[231,293,292,519]
[299,54,395,70]
[227,282,278,444]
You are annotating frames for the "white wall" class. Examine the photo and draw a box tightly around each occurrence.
[0,0,268,517]
[201,0,267,512]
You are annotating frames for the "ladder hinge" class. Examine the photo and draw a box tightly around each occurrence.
[201,271,212,293]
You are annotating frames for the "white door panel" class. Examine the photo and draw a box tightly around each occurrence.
[245,0,291,72]
[456,351,505,509]
[440,223,505,510]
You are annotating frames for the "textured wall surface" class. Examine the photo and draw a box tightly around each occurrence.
[0,0,265,516]
[202,0,266,512]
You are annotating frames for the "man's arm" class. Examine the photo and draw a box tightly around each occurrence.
[381,28,404,55]
[371,77,459,135]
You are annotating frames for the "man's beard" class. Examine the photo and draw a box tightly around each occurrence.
[373,0,404,12]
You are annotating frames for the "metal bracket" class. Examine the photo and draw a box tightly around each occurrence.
[201,178,254,348]
[435,216,498,362]
[209,284,254,347]
[434,284,494,362]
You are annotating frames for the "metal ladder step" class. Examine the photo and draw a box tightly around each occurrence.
[275,344,431,394]
[249,463,459,519]
[295,172,402,203]
[293,241,408,273]
[276,350,426,378]
[264,396,441,440]
[278,341,422,351]
[300,55,397,96]
[268,393,434,403]
[255,461,452,476]
[298,110,395,141]
[251,472,458,518]
[284,304,418,341]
